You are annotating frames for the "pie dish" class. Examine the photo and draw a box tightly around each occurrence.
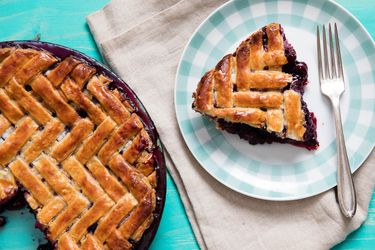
[0,41,166,249]
[192,23,318,150]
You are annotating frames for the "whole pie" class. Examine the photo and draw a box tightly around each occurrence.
[0,44,160,249]
[192,23,318,150]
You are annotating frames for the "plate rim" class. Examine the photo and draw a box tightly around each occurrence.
[174,0,375,201]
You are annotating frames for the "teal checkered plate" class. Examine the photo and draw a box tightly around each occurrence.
[175,0,375,200]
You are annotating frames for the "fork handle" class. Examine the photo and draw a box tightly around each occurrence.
[330,97,357,218]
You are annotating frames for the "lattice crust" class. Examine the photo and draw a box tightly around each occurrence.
[0,47,157,249]
[193,23,307,141]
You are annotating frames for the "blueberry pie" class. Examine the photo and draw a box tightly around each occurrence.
[0,45,159,249]
[192,23,318,150]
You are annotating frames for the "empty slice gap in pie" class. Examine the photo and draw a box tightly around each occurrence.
[192,23,319,150]
[0,45,159,249]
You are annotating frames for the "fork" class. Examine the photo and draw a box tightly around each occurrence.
[317,23,357,218]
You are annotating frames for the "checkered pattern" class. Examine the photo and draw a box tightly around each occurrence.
[175,0,375,200]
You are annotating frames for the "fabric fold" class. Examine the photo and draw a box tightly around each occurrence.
[88,0,181,49]
[87,0,375,249]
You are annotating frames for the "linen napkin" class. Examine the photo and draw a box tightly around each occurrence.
[87,0,375,249]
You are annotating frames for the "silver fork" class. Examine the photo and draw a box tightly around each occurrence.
[317,23,357,218]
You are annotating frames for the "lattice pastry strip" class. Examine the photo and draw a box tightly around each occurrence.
[0,46,158,249]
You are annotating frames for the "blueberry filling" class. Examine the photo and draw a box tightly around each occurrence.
[262,26,268,51]
[87,222,98,233]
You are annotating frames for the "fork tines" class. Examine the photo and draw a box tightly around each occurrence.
[316,23,344,80]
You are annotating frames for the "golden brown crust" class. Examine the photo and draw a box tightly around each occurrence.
[0,48,14,62]
[249,30,265,70]
[0,46,157,249]
[236,41,250,89]
[136,152,156,177]
[81,234,103,250]
[51,119,94,162]
[193,70,214,112]
[0,114,10,136]
[247,71,292,89]
[94,194,137,243]
[37,197,66,224]
[10,158,54,205]
[31,75,79,125]
[0,49,37,87]
[266,109,284,133]
[86,158,128,202]
[98,114,143,165]
[58,234,81,250]
[233,91,283,108]
[108,154,150,201]
[0,168,17,203]
[61,78,106,125]
[22,119,64,163]
[47,57,81,86]
[123,129,152,165]
[87,76,130,124]
[284,90,306,140]
[70,63,96,88]
[116,190,155,240]
[34,155,78,203]
[106,230,133,250]
[0,88,24,123]
[214,55,233,108]
[14,51,57,85]
[67,195,114,242]
[75,117,116,164]
[6,78,52,125]
[147,171,157,189]
[25,194,40,210]
[211,108,266,127]
[264,23,288,66]
[0,117,38,165]
[49,196,90,240]
[192,23,308,140]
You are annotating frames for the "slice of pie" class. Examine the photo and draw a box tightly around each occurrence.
[192,23,318,150]
[0,45,159,249]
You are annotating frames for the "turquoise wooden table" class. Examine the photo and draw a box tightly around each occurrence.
[0,0,373,249]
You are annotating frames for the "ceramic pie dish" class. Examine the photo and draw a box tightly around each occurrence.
[0,41,166,250]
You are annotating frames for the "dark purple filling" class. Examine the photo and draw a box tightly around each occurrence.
[0,216,6,227]
[3,191,27,210]
[217,25,318,150]
[37,242,54,250]
[262,26,269,51]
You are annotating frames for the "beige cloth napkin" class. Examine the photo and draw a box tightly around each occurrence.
[87,0,375,249]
